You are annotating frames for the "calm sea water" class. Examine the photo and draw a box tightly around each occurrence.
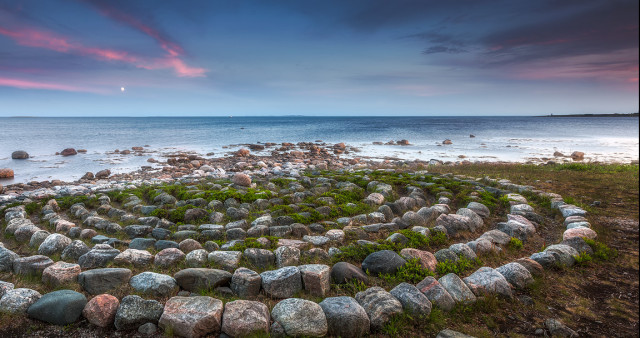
[0,116,638,184]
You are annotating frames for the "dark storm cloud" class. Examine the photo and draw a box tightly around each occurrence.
[483,0,639,65]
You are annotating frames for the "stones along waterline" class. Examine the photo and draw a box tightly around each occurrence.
[1,167,595,337]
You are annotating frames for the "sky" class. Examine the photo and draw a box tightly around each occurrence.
[0,0,638,116]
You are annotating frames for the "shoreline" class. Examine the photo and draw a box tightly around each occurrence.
[1,140,638,201]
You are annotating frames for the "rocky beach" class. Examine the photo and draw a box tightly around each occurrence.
[1,140,637,337]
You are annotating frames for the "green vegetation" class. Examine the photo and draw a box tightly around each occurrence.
[584,238,618,261]
[435,257,481,276]
[380,258,434,285]
[56,195,99,210]
[507,237,523,250]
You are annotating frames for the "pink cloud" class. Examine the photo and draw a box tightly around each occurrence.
[0,24,206,77]
[0,76,106,93]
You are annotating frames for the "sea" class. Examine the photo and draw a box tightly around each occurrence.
[0,116,638,184]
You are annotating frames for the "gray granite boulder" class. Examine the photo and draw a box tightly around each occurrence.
[0,247,19,272]
[271,298,328,337]
[114,295,164,330]
[244,248,275,270]
[208,251,242,271]
[78,244,120,269]
[361,250,406,276]
[230,267,262,298]
[544,244,579,267]
[462,267,513,298]
[466,202,490,218]
[174,268,232,292]
[355,287,403,330]
[439,273,476,304]
[390,282,432,316]
[274,245,300,268]
[114,249,154,267]
[78,268,132,295]
[496,262,534,289]
[330,261,368,284]
[0,288,41,314]
[319,296,370,338]
[298,264,331,297]
[13,255,54,275]
[221,300,270,337]
[416,276,455,311]
[130,272,179,297]
[261,266,302,299]
[158,296,223,338]
[61,240,90,261]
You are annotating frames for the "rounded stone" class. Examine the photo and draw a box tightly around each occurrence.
[361,250,406,276]
[129,272,179,297]
[319,296,370,338]
[82,294,119,328]
[42,261,81,287]
[158,296,224,338]
[114,295,164,331]
[27,290,87,325]
[0,288,42,314]
[271,298,328,337]
[260,266,302,299]
[221,300,270,337]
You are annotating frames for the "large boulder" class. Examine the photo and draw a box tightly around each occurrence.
[274,245,300,268]
[544,244,579,267]
[208,251,242,271]
[27,290,87,325]
[114,249,154,267]
[60,148,77,156]
[0,247,19,272]
[496,262,534,289]
[455,208,483,232]
[435,214,473,237]
[361,250,406,276]
[319,296,370,338]
[355,287,403,330]
[114,295,164,330]
[13,255,54,275]
[130,272,179,297]
[462,267,513,298]
[221,300,270,337]
[261,266,302,299]
[331,262,369,284]
[82,294,119,328]
[230,267,262,298]
[61,240,90,261]
[158,296,224,338]
[42,261,81,287]
[154,248,185,267]
[11,150,29,159]
[390,282,432,316]
[244,248,275,270]
[400,248,438,272]
[438,273,476,304]
[78,268,132,295]
[298,264,331,297]
[174,268,232,292]
[416,276,455,311]
[0,288,41,314]
[466,202,490,218]
[271,298,328,337]
[78,244,120,269]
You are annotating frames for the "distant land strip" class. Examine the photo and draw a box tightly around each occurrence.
[540,112,638,117]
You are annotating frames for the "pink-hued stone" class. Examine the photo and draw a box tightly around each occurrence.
[42,261,81,287]
[82,294,120,328]
[400,248,438,272]
[563,227,597,241]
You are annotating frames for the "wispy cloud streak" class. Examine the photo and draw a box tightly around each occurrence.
[0,24,205,77]
[0,76,106,93]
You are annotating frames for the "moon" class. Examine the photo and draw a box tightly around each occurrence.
[120,87,125,92]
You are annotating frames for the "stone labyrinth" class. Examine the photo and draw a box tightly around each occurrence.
[0,169,597,337]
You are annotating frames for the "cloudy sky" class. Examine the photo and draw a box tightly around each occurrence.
[0,0,637,116]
